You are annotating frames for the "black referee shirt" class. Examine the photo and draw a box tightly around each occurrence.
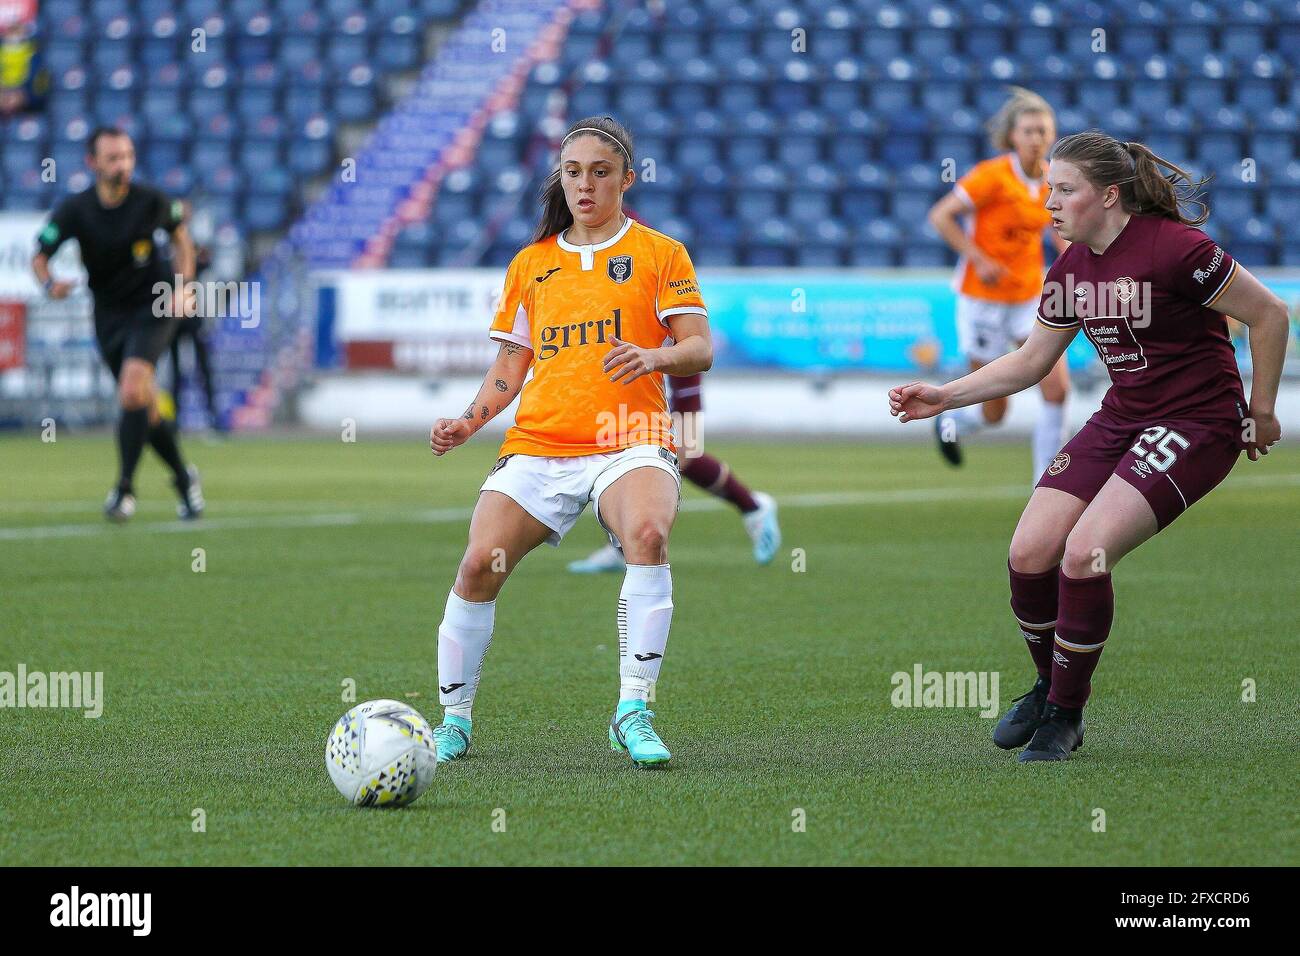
[36,184,185,311]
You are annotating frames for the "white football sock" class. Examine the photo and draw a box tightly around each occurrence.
[618,563,673,702]
[437,590,495,721]
[1032,400,1066,481]
[943,405,984,438]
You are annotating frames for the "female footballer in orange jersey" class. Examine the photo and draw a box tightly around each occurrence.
[427,116,711,766]
[928,87,1071,480]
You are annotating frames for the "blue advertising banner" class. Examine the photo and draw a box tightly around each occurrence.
[698,271,1300,374]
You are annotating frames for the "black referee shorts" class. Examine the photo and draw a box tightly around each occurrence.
[94,304,179,380]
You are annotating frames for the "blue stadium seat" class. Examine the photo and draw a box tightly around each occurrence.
[913,27,957,59]
[241,139,281,175]
[964,27,1006,59]
[1116,25,1162,58]
[863,31,906,61]
[742,246,792,267]
[829,135,872,167]
[287,140,332,178]
[849,244,896,268]
[1182,77,1229,110]
[1012,27,1057,61]
[1221,25,1266,59]
[692,242,738,268]
[242,193,288,232]
[796,245,845,267]
[1249,133,1295,171]
[869,80,914,115]
[817,81,861,112]
[786,193,832,226]
[735,192,779,225]
[1168,27,1213,59]
[920,80,965,114]
[724,137,769,168]
[334,83,377,123]
[1214,183,1260,220]
[326,36,370,71]
[901,245,950,267]
[879,133,926,167]
[776,138,821,167]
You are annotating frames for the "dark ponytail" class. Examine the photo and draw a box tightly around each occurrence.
[1052,130,1209,226]
[531,115,635,244]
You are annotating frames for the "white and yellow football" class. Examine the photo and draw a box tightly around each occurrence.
[325,699,437,808]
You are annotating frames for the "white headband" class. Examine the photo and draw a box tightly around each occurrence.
[561,127,631,164]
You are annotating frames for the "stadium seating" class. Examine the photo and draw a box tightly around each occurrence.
[5,0,1295,268]
[3,0,476,240]
[424,0,1299,268]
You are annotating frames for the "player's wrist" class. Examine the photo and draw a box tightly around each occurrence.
[1247,398,1276,417]
[42,276,55,295]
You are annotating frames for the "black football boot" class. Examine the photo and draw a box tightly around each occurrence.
[993,674,1050,750]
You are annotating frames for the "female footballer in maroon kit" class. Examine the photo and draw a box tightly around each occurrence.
[889,132,1289,761]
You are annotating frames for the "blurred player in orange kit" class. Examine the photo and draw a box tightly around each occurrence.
[427,116,711,766]
[927,87,1071,480]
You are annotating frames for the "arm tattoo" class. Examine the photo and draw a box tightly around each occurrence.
[462,403,475,422]
[502,343,524,356]
[480,405,488,420]
[494,379,508,392]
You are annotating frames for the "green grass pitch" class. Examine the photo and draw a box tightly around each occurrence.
[1,433,1296,866]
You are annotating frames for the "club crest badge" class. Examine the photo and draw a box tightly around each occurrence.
[1047,453,1070,476]
[607,255,633,284]
[1113,276,1137,302]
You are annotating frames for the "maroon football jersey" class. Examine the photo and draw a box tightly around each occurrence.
[1036,214,1246,423]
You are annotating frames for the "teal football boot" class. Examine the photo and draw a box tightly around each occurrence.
[432,714,472,763]
[743,492,781,565]
[609,699,671,766]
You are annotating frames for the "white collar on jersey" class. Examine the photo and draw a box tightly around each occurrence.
[557,214,633,271]
[1009,151,1043,190]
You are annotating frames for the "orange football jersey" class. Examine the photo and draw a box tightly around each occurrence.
[953,153,1053,304]
[488,217,708,457]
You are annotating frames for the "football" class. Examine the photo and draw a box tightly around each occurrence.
[325,699,438,808]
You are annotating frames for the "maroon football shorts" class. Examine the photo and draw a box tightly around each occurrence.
[1037,407,1244,529]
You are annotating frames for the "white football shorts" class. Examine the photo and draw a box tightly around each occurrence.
[955,294,1040,365]
[479,442,681,549]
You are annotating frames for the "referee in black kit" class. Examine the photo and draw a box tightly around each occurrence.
[31,126,204,522]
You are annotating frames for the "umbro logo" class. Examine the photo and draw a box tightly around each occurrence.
[535,267,561,283]
[1074,287,1088,299]
[1052,651,1069,668]
[633,653,662,662]
[440,683,465,694]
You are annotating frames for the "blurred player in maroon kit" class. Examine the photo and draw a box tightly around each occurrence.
[889,131,1288,761]
[569,208,780,573]
[568,371,781,572]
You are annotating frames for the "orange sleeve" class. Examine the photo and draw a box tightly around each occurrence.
[655,242,707,328]
[488,252,531,348]
[955,160,1001,212]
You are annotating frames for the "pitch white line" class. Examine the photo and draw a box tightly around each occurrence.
[1,474,1296,543]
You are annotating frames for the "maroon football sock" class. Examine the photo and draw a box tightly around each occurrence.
[1049,572,1114,709]
[679,453,759,513]
[1008,561,1059,680]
